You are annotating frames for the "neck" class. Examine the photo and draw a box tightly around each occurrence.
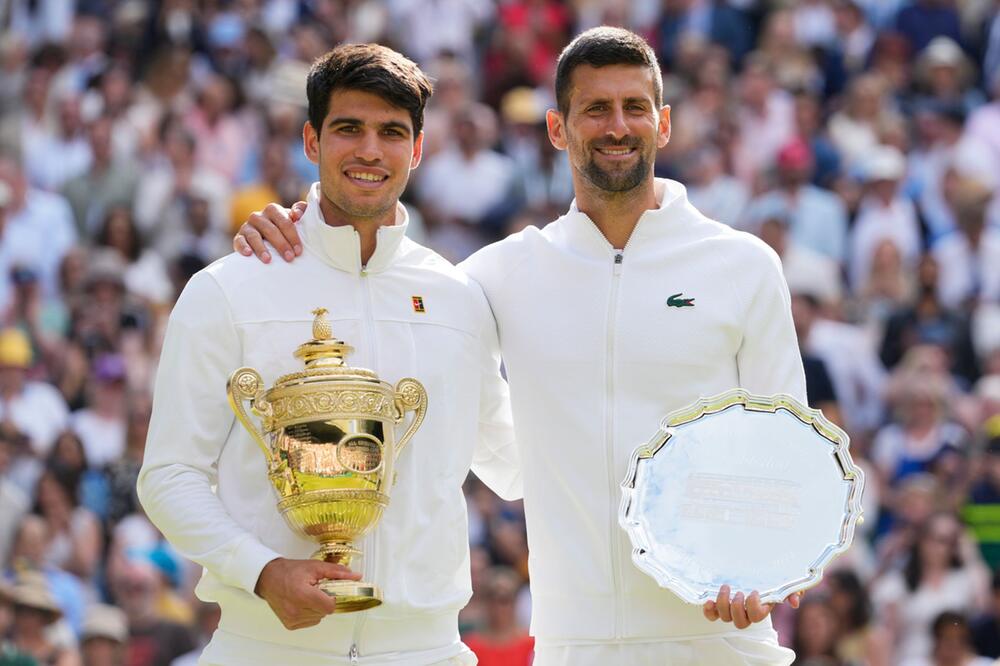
[575,177,658,249]
[317,194,396,266]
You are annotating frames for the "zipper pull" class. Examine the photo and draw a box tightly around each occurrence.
[349,643,359,664]
[613,252,624,275]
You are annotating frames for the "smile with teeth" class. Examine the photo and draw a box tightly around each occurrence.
[346,171,388,182]
[597,147,634,155]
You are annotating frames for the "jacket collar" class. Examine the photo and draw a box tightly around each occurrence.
[561,178,690,257]
[300,182,409,274]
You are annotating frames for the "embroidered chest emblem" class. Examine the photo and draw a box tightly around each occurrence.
[667,293,695,308]
[412,296,426,313]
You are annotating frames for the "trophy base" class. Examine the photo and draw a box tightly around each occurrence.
[318,579,382,613]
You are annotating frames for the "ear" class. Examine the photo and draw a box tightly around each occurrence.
[546,109,568,151]
[410,131,424,170]
[657,105,671,149]
[303,121,320,165]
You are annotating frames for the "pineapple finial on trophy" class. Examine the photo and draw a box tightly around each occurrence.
[295,308,352,367]
[312,308,333,340]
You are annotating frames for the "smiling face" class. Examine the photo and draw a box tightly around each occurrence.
[546,64,669,196]
[304,88,423,225]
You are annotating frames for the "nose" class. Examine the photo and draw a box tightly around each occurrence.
[606,106,629,141]
[355,130,383,162]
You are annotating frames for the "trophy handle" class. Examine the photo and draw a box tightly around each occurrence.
[226,367,274,466]
[393,378,427,456]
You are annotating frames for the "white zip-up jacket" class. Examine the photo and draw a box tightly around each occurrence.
[137,184,520,666]
[461,179,807,645]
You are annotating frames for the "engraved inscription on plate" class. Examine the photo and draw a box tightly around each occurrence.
[679,473,801,531]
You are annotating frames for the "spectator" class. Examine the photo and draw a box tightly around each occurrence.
[873,511,989,664]
[686,145,749,228]
[0,327,69,459]
[417,107,517,261]
[911,38,984,117]
[22,93,92,193]
[464,567,533,666]
[0,154,78,305]
[0,578,34,666]
[929,610,993,666]
[732,54,796,187]
[790,595,841,665]
[94,207,172,308]
[826,569,892,666]
[32,465,102,583]
[743,138,849,263]
[7,571,76,666]
[849,145,922,294]
[80,604,128,666]
[108,559,194,666]
[879,254,980,384]
[873,369,967,485]
[61,115,139,237]
[70,354,126,469]
[829,74,894,171]
[932,178,1000,310]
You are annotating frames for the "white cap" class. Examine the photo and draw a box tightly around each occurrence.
[863,145,906,182]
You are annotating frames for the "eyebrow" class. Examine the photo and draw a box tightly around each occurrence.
[327,117,412,136]
[579,96,652,108]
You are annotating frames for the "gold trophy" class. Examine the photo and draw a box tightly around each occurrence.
[227,308,427,612]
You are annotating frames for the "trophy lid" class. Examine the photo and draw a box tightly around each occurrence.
[294,308,353,367]
[273,308,379,388]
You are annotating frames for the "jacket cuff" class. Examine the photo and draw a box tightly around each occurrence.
[224,535,282,596]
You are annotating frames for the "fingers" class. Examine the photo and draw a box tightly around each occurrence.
[260,203,302,260]
[317,562,363,581]
[238,222,271,263]
[234,234,252,257]
[746,591,774,624]
[303,584,338,615]
[715,586,773,628]
[787,590,802,609]
[716,585,732,623]
[290,200,308,221]
[730,591,750,629]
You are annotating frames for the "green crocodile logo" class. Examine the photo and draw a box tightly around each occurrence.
[667,293,695,308]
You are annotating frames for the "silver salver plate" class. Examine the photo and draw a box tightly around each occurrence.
[619,389,865,605]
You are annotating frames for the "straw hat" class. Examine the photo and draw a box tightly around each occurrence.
[9,572,62,622]
[81,604,129,643]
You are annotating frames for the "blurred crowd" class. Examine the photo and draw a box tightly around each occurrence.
[1,0,1000,665]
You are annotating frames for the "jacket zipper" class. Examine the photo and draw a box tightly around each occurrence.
[606,249,625,638]
[351,236,378,665]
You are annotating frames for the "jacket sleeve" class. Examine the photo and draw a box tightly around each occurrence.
[136,270,280,596]
[734,245,808,403]
[467,280,522,501]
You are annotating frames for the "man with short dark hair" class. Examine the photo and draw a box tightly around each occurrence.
[236,28,805,665]
[140,43,519,665]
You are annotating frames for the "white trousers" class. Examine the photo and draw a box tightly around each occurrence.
[533,636,795,666]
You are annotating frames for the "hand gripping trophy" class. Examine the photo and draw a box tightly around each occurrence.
[226,308,427,612]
